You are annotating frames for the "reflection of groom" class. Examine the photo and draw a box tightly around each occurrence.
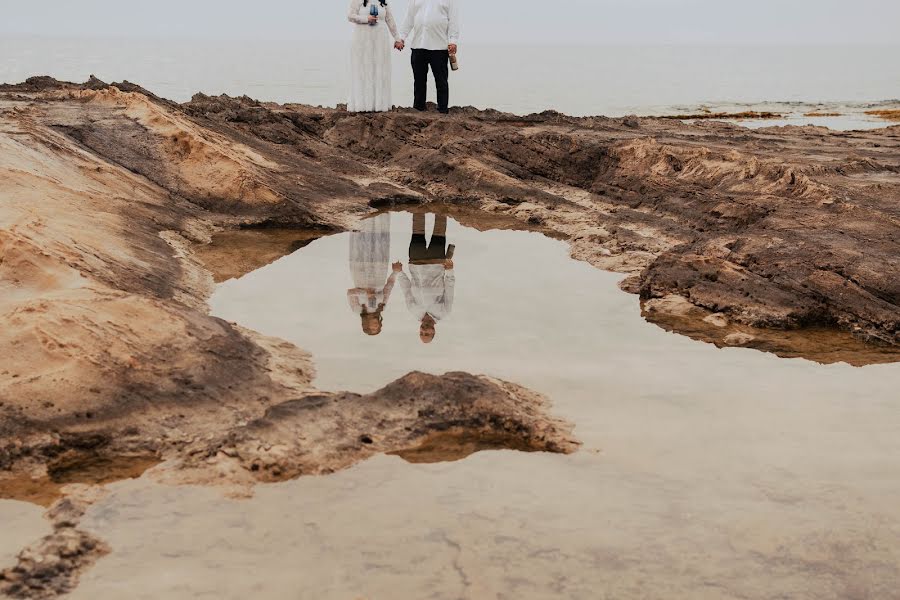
[394,0,460,114]
[398,214,455,344]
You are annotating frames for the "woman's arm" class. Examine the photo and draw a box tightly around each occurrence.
[347,289,363,313]
[385,4,400,41]
[382,271,399,304]
[347,0,369,25]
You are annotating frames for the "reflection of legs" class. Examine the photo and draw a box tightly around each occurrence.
[413,213,426,235]
[427,214,447,258]
[433,214,447,237]
[410,214,428,262]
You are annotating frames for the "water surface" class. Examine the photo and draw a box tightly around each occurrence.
[6,211,900,599]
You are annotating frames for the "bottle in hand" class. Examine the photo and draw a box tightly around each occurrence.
[369,3,379,25]
[449,53,459,71]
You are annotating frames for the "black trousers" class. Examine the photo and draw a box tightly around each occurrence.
[411,49,450,113]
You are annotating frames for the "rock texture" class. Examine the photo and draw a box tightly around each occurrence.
[1,75,899,596]
[1,77,582,598]
[2,74,899,464]
[4,77,898,349]
[0,492,109,600]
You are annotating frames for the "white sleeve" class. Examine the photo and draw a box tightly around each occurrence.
[443,270,455,315]
[348,0,368,25]
[448,0,460,45]
[400,0,417,41]
[398,273,417,310]
[347,290,363,313]
[385,5,400,41]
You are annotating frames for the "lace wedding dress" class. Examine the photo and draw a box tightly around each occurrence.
[347,0,400,112]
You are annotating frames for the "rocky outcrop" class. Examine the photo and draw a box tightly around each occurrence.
[1,75,899,597]
[5,77,898,346]
[0,493,109,600]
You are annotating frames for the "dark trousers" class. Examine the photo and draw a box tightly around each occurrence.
[411,49,450,113]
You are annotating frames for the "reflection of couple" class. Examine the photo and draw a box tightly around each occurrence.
[347,0,460,114]
[347,214,455,342]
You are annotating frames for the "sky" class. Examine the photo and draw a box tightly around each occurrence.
[1,0,899,45]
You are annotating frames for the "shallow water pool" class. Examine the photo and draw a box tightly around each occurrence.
[14,210,898,599]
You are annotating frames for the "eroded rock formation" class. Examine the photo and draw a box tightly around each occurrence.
[1,75,899,597]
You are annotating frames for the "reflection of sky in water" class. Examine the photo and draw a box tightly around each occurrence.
[212,211,900,427]
[213,211,648,395]
[14,211,896,599]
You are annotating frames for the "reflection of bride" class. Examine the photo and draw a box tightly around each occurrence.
[347,213,401,336]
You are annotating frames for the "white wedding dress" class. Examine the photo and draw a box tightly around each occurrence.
[347,213,392,314]
[347,0,400,113]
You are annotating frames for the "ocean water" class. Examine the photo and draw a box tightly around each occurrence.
[1,36,898,127]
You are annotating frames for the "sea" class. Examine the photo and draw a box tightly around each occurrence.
[1,36,898,128]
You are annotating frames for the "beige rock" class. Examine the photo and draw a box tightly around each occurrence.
[724,333,757,347]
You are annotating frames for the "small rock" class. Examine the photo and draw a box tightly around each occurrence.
[643,294,698,317]
[622,115,640,128]
[703,313,729,328]
[723,333,756,346]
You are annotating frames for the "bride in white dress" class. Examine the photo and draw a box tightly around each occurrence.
[347,0,401,112]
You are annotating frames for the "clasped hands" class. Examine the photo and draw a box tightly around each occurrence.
[394,41,458,55]
[392,260,453,271]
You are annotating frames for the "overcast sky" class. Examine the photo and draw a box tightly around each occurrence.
[2,0,899,45]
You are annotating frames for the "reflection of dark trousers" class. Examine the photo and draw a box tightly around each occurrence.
[411,49,450,113]
[409,234,447,263]
[410,213,448,263]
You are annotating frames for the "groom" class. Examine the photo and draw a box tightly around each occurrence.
[395,0,460,114]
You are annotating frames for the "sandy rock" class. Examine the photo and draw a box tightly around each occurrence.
[724,333,757,347]
[2,74,900,598]
[704,313,730,328]
[642,294,702,318]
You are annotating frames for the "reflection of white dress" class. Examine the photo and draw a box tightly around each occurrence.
[347,0,400,112]
[348,213,392,313]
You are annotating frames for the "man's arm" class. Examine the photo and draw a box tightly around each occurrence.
[442,265,455,315]
[399,0,418,43]
[448,0,460,49]
[397,272,417,309]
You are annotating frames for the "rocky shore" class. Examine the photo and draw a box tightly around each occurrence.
[1,75,899,597]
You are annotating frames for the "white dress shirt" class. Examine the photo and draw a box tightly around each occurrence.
[398,266,455,321]
[399,0,460,51]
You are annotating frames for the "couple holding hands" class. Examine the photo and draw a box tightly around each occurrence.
[347,0,460,114]
[347,214,455,344]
